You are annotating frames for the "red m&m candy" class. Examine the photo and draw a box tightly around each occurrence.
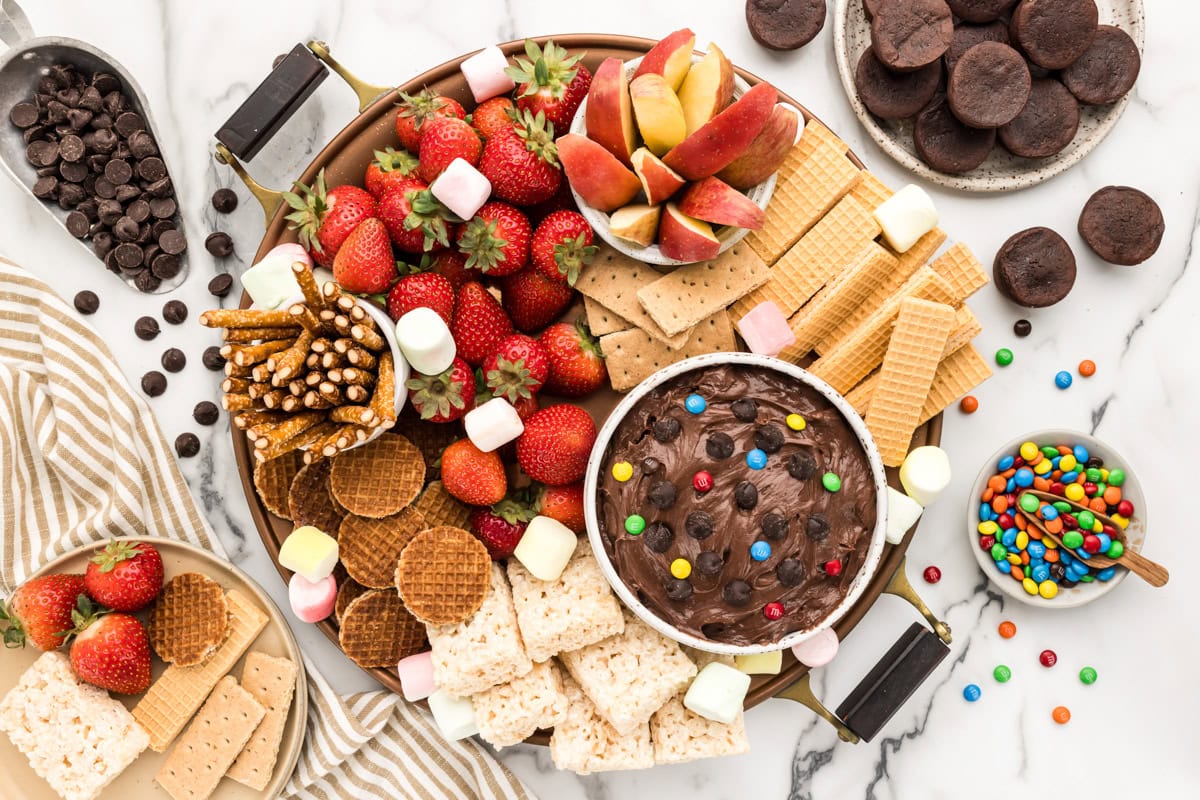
[1117,499,1134,517]
[1039,649,1057,668]
[693,471,714,492]
[923,566,942,584]
[763,602,785,620]
[824,559,842,577]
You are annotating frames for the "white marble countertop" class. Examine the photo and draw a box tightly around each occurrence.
[1,1,1196,797]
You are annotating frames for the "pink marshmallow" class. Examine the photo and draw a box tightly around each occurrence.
[396,650,437,702]
[264,242,311,268]
[736,301,795,357]
[791,627,839,668]
[461,45,516,103]
[430,158,493,221]
[288,573,337,623]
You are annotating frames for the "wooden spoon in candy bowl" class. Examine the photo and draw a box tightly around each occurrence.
[1016,489,1169,587]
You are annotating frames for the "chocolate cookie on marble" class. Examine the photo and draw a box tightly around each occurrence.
[855,47,942,120]
[1061,25,1141,106]
[944,21,1010,74]
[1078,186,1164,266]
[870,0,954,72]
[947,42,1031,128]
[1009,0,1098,70]
[914,95,996,174]
[746,0,827,50]
[993,227,1077,307]
[947,0,1017,23]
[999,78,1079,158]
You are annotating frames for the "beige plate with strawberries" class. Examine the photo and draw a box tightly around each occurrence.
[0,538,307,800]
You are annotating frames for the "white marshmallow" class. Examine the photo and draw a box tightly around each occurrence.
[512,516,578,582]
[241,243,311,309]
[734,650,783,675]
[278,525,339,583]
[428,689,479,740]
[395,307,456,376]
[899,445,952,506]
[288,573,336,623]
[874,184,938,253]
[791,628,839,668]
[886,486,924,545]
[464,397,524,453]
[431,158,493,221]
[396,651,437,702]
[461,45,516,103]
[683,662,751,724]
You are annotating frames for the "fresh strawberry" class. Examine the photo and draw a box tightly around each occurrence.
[405,357,475,422]
[471,96,516,140]
[394,89,466,153]
[450,282,514,365]
[469,496,537,560]
[332,218,395,293]
[0,574,86,651]
[67,600,151,695]
[418,116,482,183]
[538,481,586,534]
[441,439,507,506]
[531,210,597,286]
[427,249,473,291]
[527,178,579,221]
[501,268,575,333]
[283,170,378,268]
[478,111,562,207]
[505,40,593,132]
[458,201,532,277]
[483,334,549,402]
[387,271,455,324]
[378,180,454,254]
[516,405,597,485]
[540,319,608,397]
[364,147,421,199]
[83,540,163,613]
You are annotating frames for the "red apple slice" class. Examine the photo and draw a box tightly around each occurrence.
[609,204,662,247]
[631,28,697,91]
[658,202,721,262]
[585,57,637,167]
[662,82,778,181]
[677,177,765,230]
[558,133,642,212]
[677,43,735,135]
[717,104,801,189]
[631,147,687,205]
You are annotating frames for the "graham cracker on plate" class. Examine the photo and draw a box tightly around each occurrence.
[134,590,269,752]
[575,247,691,349]
[329,433,425,518]
[253,449,304,519]
[226,652,298,791]
[338,507,427,589]
[636,245,770,337]
[395,525,491,625]
[334,576,368,625]
[599,311,735,392]
[847,169,893,211]
[426,563,533,697]
[864,298,956,466]
[583,295,633,337]
[930,242,989,305]
[413,480,472,530]
[473,659,569,748]
[338,589,427,668]
[651,650,750,765]
[549,673,654,775]
[155,675,265,800]
[147,572,229,667]
[288,459,345,535]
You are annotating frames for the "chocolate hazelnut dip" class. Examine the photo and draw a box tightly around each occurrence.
[596,363,878,646]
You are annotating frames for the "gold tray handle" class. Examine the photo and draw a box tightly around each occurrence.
[307,40,391,113]
[884,557,952,645]
[214,143,285,227]
[775,674,860,744]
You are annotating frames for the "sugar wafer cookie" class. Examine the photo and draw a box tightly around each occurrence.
[395,526,491,626]
[147,573,229,667]
[338,507,427,589]
[329,433,425,518]
[848,169,894,211]
[338,589,427,668]
[930,242,989,305]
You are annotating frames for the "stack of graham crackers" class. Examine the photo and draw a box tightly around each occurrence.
[580,118,992,465]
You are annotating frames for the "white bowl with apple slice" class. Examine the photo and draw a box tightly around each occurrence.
[563,32,795,267]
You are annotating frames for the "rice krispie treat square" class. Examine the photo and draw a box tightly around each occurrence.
[651,649,750,765]
[473,659,569,748]
[549,674,653,775]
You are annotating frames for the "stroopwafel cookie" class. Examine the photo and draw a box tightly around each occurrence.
[253,450,304,519]
[338,507,428,589]
[148,573,230,666]
[338,589,426,668]
[288,458,345,535]
[395,526,490,626]
[393,414,459,478]
[329,434,425,519]
[413,480,472,530]
[335,577,368,625]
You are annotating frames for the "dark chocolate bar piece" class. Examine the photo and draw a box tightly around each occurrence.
[214,43,326,161]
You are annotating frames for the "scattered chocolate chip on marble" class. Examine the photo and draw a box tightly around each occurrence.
[73,290,99,314]
[162,299,188,324]
[174,432,200,458]
[193,400,220,425]
[201,345,224,370]
[161,347,186,372]
[134,315,160,340]
[205,231,234,258]
[207,273,234,298]
[211,187,238,213]
[141,370,166,396]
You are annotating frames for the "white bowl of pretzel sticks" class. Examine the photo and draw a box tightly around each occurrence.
[199,260,409,464]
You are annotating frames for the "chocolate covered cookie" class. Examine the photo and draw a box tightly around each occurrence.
[870,0,954,72]
[855,47,942,120]
[1078,186,1164,266]
[746,0,827,50]
[914,95,996,174]
[1010,0,1099,70]
[945,21,1010,74]
[947,0,1017,23]
[993,227,1077,307]
[948,42,1031,128]
[1061,25,1141,105]
[999,78,1079,158]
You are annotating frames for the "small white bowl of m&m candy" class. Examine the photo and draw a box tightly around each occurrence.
[967,430,1148,608]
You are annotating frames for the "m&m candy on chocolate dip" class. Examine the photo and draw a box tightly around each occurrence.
[976,439,1135,598]
[596,363,877,646]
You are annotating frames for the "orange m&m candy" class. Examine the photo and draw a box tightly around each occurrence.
[1052,706,1071,724]
[998,621,1017,639]
[960,395,979,414]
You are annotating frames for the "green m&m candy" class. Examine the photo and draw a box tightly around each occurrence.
[822,472,841,492]
[1108,468,1126,487]
[1079,666,1098,685]
[995,348,1014,366]
[624,515,646,535]
[1019,493,1040,513]
[1106,540,1125,559]
[993,665,1012,683]
[1062,531,1084,549]
[1077,510,1095,530]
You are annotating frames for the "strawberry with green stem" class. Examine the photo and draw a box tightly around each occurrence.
[378,179,456,255]
[539,319,608,397]
[67,597,151,695]
[283,169,378,268]
[84,540,163,613]
[406,356,475,423]
[483,334,549,402]
[471,96,516,141]
[531,210,597,286]
[394,89,466,153]
[458,201,532,277]
[1,573,86,651]
[478,110,562,207]
[505,40,593,132]
[441,439,507,506]
[516,404,597,486]
[365,147,421,199]
[469,492,538,560]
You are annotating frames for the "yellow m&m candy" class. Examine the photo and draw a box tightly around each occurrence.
[670,558,692,579]
[612,461,633,482]
[787,414,806,431]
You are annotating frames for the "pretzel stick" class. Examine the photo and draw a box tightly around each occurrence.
[304,353,320,370]
[223,393,254,412]
[302,390,333,410]
[224,340,292,367]
[233,410,283,429]
[329,405,375,425]
[318,309,338,330]
[345,346,377,369]
[345,385,369,403]
[251,363,273,384]
[305,371,324,387]
[369,352,397,427]
[270,330,316,381]
[247,382,273,401]
[335,295,356,314]
[332,315,353,337]
[332,338,354,355]
[341,367,375,387]
[320,352,344,370]
[281,396,303,412]
[293,261,324,309]
[317,382,343,406]
[221,377,250,394]
[288,302,325,336]
[321,281,342,306]
[223,361,252,378]
[223,326,301,343]
[350,324,384,351]
[200,308,294,328]
[311,337,333,354]
[256,419,336,462]
[288,379,307,397]
[260,389,287,409]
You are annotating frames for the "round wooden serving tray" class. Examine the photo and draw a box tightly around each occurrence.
[229,34,943,741]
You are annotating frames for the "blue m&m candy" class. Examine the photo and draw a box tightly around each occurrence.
[746,449,768,470]
[685,394,707,414]
[1055,371,1073,389]
[963,684,982,702]
[750,541,771,561]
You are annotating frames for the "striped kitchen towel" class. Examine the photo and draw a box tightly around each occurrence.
[0,255,534,800]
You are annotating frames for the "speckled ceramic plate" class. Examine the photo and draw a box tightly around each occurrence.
[832,0,1146,192]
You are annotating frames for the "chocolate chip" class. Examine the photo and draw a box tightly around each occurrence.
[152,254,182,280]
[127,130,158,158]
[32,175,57,198]
[695,551,724,576]
[57,182,86,207]
[640,456,661,475]
[114,111,144,137]
[806,514,830,541]
[126,198,150,223]
[103,158,132,184]
[762,512,789,541]
[137,156,166,182]
[705,431,735,459]
[174,432,200,458]
[9,102,38,128]
[73,290,99,314]
[141,370,166,396]
[134,270,161,292]
[113,242,144,270]
[161,347,186,372]
[58,159,87,183]
[735,481,759,510]
[202,345,225,370]
[666,579,694,601]
[93,176,116,199]
[211,187,238,213]
[134,315,160,340]
[1013,319,1032,337]
[146,179,174,201]
[162,299,188,324]
[113,216,140,242]
[27,140,59,167]
[205,231,234,258]
[777,559,806,587]
[651,417,681,443]
[643,522,674,553]
[193,401,220,425]
[65,211,89,238]
[647,479,677,510]
[685,511,714,540]
[731,398,758,422]
[723,580,752,606]
[787,452,817,480]
[159,228,186,255]
[755,424,786,454]
[92,73,121,94]
[59,134,85,162]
